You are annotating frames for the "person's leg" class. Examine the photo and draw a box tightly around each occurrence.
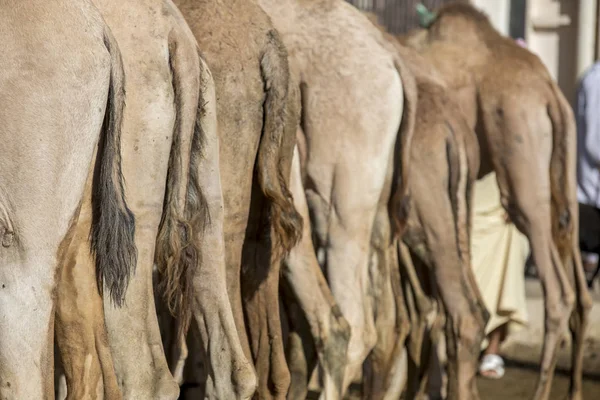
[484,325,507,356]
[578,203,600,285]
[480,324,508,379]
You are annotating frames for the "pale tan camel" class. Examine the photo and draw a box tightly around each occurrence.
[0,0,136,398]
[363,139,411,400]
[406,4,593,400]
[281,142,352,400]
[258,1,416,397]
[174,1,303,398]
[54,0,253,399]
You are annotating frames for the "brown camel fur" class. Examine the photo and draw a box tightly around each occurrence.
[360,15,487,398]
[258,1,417,397]
[174,0,303,398]
[404,4,593,400]
[54,0,252,398]
[0,0,136,398]
[398,52,485,400]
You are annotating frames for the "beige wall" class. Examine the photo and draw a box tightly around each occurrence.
[526,0,578,102]
[471,0,510,35]
[473,0,599,104]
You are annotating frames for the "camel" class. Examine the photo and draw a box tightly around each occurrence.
[174,1,303,398]
[396,47,485,400]
[0,0,136,398]
[280,141,352,400]
[54,0,253,398]
[257,0,417,397]
[356,16,486,398]
[404,4,593,400]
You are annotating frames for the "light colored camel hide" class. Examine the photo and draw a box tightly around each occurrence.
[405,4,593,400]
[54,0,248,399]
[258,0,416,397]
[281,142,352,400]
[0,0,136,398]
[174,0,303,398]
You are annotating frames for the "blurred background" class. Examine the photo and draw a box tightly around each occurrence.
[348,0,597,106]
[341,2,600,396]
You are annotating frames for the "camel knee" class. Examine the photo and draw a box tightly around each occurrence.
[447,311,484,355]
[231,359,257,400]
[271,365,291,398]
[546,299,575,333]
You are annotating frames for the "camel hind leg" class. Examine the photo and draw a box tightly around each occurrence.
[284,146,350,399]
[498,173,573,400]
[483,100,574,400]
[567,229,593,400]
[363,206,410,400]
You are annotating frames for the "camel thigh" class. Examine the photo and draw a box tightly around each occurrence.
[0,261,56,399]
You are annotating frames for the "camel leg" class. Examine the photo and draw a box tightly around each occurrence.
[363,201,410,400]
[55,190,122,400]
[568,244,593,400]
[281,281,318,400]
[189,90,257,400]
[493,170,574,400]
[241,232,290,400]
[284,146,350,399]
[399,242,434,369]
[180,322,208,400]
[382,349,409,400]
[422,216,485,400]
[363,248,397,400]
[55,350,68,400]
[363,241,411,400]
[519,216,572,400]
[320,195,382,395]
[103,222,179,399]
[172,331,189,386]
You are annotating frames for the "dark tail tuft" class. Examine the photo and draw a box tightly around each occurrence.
[257,30,303,259]
[548,81,576,262]
[91,29,137,307]
[155,34,209,335]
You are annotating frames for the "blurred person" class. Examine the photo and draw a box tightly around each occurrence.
[576,60,600,287]
[471,172,530,379]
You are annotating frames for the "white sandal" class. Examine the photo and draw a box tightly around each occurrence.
[479,354,505,379]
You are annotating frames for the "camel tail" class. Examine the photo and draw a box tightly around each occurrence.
[444,119,471,265]
[257,30,303,259]
[91,29,137,307]
[548,81,577,259]
[390,54,417,237]
[155,32,209,334]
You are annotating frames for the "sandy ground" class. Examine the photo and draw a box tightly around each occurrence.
[333,365,600,399]
[477,364,600,400]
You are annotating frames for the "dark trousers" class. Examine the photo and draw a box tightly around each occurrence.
[579,202,600,255]
[579,202,600,286]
